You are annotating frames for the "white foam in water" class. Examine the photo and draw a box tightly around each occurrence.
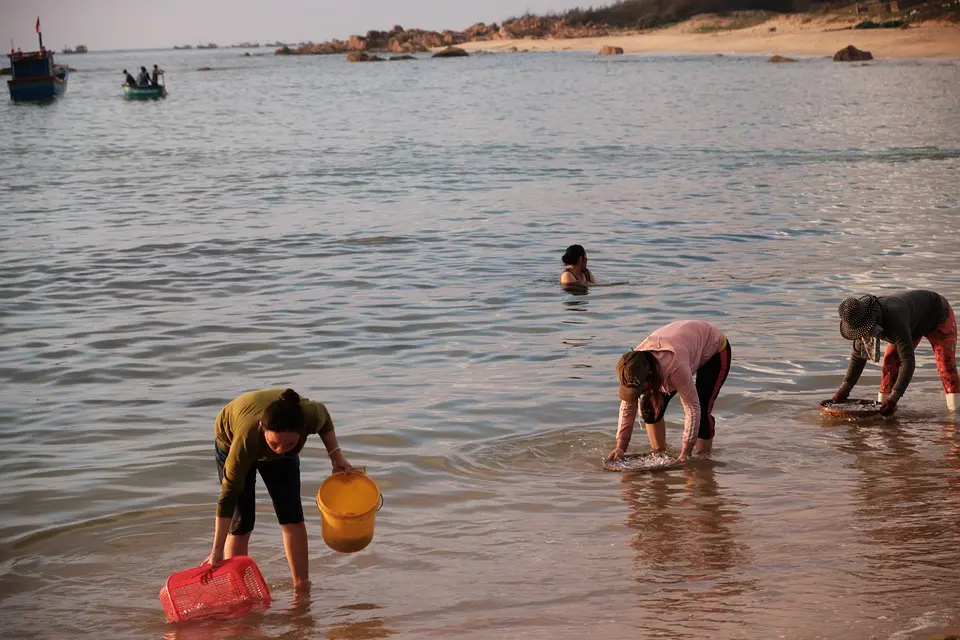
[821,400,881,412]
[888,611,942,640]
[603,452,683,472]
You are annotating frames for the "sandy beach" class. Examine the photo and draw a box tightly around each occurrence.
[457,14,960,59]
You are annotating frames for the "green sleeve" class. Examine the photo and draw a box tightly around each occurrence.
[303,400,335,436]
[216,427,259,517]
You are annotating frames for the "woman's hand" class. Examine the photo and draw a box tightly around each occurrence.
[677,451,689,462]
[605,447,625,462]
[879,398,898,417]
[330,449,353,473]
[202,548,224,567]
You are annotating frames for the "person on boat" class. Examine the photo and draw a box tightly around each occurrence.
[203,388,354,590]
[607,320,732,463]
[833,290,958,415]
[150,64,162,86]
[137,66,150,86]
[560,244,595,288]
[122,69,137,86]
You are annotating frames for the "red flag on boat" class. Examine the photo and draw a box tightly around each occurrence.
[36,17,41,33]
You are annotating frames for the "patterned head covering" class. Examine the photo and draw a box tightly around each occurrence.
[838,295,881,340]
[617,350,650,403]
[839,295,884,361]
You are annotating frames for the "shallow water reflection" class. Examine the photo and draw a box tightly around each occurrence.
[620,464,754,636]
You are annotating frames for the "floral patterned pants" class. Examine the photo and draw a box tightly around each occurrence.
[880,306,959,395]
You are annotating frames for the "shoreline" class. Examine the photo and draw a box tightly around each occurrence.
[452,15,960,60]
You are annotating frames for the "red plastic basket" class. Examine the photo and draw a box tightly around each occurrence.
[159,555,271,623]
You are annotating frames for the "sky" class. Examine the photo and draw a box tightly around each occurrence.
[2,0,592,51]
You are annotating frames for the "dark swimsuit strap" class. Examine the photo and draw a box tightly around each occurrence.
[564,265,589,284]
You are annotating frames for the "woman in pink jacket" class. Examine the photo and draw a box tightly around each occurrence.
[607,320,732,462]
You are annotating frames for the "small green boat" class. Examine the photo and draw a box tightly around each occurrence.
[122,83,167,99]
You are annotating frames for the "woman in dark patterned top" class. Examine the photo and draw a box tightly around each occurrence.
[833,289,958,415]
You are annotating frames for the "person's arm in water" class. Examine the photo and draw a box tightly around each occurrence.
[607,400,638,460]
[204,433,256,566]
[834,341,868,401]
[886,326,916,404]
[674,369,701,461]
[873,323,916,416]
[205,516,233,566]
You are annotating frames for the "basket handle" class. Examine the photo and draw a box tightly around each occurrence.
[198,564,218,584]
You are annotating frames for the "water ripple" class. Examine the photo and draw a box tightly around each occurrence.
[0,48,958,640]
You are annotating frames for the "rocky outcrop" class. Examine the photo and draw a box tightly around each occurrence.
[274,15,614,56]
[389,54,417,61]
[492,14,610,40]
[833,45,873,61]
[281,42,338,54]
[346,51,384,62]
[277,27,448,55]
[464,22,498,41]
[769,54,796,62]
[348,35,367,51]
[432,46,469,58]
[387,30,435,53]
[599,45,624,55]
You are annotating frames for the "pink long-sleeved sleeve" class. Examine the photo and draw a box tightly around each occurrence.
[616,400,638,450]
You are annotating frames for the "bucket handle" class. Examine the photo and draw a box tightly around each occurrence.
[332,466,368,476]
[377,493,384,512]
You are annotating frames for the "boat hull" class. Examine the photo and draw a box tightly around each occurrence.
[7,75,67,101]
[122,84,167,100]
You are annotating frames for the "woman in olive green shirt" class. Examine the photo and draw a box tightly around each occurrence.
[203,388,353,590]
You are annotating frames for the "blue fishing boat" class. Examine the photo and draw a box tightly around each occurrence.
[7,20,67,102]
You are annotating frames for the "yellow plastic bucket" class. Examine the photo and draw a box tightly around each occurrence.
[316,471,383,553]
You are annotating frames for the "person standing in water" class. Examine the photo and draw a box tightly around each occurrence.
[833,290,958,415]
[607,320,732,462]
[560,244,595,287]
[203,388,353,590]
